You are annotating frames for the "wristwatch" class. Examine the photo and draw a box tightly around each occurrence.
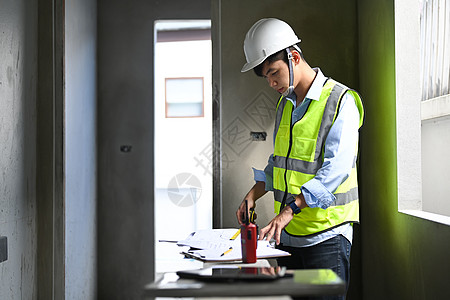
[289,201,301,214]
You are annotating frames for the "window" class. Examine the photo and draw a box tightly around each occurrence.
[154,20,213,274]
[420,0,450,101]
[165,77,204,118]
[395,0,450,224]
[420,0,450,219]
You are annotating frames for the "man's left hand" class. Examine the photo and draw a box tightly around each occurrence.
[259,205,294,245]
[259,194,308,245]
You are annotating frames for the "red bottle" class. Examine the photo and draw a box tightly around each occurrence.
[241,222,257,263]
[240,200,257,263]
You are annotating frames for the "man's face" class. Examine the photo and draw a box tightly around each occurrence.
[261,59,290,95]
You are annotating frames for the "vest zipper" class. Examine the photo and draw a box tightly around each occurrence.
[279,121,294,213]
[279,99,312,213]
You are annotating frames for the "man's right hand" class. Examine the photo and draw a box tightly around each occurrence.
[236,181,266,225]
[236,198,255,225]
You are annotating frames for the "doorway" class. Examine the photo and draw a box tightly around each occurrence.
[154,20,212,273]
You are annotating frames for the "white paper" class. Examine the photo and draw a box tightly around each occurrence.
[177,228,291,262]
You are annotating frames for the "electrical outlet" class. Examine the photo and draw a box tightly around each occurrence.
[250,131,267,141]
[0,236,7,263]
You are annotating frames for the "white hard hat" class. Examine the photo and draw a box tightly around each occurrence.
[241,18,301,72]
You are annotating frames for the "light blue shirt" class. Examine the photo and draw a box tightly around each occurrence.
[253,68,361,247]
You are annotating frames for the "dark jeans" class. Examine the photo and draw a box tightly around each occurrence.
[276,235,351,300]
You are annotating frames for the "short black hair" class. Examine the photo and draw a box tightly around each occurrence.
[253,43,303,77]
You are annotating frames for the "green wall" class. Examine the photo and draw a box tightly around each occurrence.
[358,0,450,299]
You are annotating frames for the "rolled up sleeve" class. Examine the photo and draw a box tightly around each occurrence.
[301,92,360,209]
[251,154,274,192]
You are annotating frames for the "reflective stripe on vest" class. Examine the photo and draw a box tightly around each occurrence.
[272,79,364,236]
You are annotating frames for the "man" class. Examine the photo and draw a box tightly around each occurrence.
[236,18,364,299]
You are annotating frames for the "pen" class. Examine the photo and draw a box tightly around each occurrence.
[230,229,241,240]
[220,247,233,256]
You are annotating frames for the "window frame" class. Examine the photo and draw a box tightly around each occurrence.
[164,76,205,118]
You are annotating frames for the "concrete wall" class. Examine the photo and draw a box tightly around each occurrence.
[358,0,450,299]
[0,0,38,298]
[36,0,64,297]
[65,0,98,298]
[97,0,211,298]
[0,0,98,299]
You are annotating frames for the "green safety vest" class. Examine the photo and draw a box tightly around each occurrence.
[273,78,364,236]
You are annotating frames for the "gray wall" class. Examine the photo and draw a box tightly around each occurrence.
[65,0,98,298]
[97,0,211,298]
[1,0,98,299]
[0,0,38,299]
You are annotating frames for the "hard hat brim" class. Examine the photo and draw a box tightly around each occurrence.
[241,56,267,73]
[241,38,301,73]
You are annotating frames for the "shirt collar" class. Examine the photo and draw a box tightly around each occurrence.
[305,68,326,102]
[285,68,327,107]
